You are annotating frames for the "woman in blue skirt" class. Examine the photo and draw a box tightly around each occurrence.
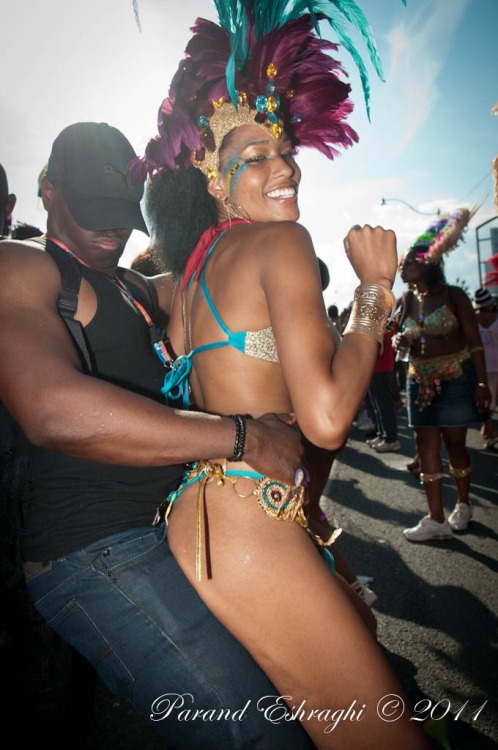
[395,210,491,541]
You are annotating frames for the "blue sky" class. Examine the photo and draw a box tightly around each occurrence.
[1,0,497,308]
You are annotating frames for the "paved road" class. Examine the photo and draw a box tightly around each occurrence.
[82,413,498,749]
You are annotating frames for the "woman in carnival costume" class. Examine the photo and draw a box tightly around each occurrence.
[133,2,428,748]
[395,210,491,542]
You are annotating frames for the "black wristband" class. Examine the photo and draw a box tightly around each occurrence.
[227,414,247,462]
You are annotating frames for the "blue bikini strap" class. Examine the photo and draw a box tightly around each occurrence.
[198,234,246,352]
[162,231,243,409]
[198,275,244,351]
[161,336,232,409]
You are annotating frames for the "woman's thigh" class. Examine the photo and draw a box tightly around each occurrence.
[168,478,427,749]
[24,524,314,750]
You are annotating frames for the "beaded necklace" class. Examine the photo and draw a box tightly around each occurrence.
[414,287,429,356]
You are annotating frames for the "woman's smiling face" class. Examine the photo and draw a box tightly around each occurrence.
[215,124,301,223]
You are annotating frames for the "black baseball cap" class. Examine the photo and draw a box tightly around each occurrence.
[46,122,147,233]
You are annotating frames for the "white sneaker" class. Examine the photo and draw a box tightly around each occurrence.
[403,515,453,542]
[448,502,472,531]
[351,580,378,607]
[374,439,401,453]
[366,436,383,448]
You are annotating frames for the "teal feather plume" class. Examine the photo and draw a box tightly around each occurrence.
[209,0,394,120]
[132,0,142,31]
[316,1,385,81]
[279,0,385,118]
[313,2,385,120]
[212,0,249,103]
[324,10,374,119]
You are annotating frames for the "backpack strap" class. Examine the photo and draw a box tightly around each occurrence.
[44,239,95,373]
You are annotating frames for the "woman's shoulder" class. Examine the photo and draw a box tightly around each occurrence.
[242,221,313,260]
[242,220,311,242]
[445,286,476,322]
[446,285,471,306]
[221,222,313,271]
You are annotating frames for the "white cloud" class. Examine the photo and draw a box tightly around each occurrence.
[382,0,469,153]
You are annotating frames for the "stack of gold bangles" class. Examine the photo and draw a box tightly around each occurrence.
[343,283,396,347]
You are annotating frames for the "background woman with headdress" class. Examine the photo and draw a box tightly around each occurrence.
[134,3,429,748]
[394,210,491,542]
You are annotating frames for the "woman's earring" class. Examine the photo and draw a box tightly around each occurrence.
[221,196,247,224]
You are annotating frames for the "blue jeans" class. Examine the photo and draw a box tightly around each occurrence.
[24,523,313,750]
[408,358,488,427]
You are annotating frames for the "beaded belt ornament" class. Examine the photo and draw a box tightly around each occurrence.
[409,349,470,410]
[163,460,309,581]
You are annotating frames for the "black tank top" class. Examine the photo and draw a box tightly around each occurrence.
[21,261,182,560]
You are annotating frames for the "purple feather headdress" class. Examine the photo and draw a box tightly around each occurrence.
[130,1,393,182]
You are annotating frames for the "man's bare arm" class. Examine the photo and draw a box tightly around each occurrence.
[0,243,303,482]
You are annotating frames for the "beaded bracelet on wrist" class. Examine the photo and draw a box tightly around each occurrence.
[227,414,247,462]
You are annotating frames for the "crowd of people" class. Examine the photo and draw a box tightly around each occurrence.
[1,1,495,748]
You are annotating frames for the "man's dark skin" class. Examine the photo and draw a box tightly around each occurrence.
[0,178,304,479]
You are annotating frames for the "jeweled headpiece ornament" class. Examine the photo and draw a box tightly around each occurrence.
[130,0,402,182]
[407,207,477,265]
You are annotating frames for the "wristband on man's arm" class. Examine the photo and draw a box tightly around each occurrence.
[227,414,247,462]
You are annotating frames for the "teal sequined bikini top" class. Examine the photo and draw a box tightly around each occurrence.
[403,303,459,342]
[161,230,279,408]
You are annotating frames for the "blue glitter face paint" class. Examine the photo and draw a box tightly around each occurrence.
[220,130,299,211]
[221,143,249,193]
[227,160,249,193]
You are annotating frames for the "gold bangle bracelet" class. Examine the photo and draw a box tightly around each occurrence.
[343,283,395,346]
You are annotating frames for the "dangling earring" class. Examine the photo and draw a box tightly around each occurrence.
[221,196,248,225]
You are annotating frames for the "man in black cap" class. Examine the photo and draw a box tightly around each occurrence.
[1,157,96,749]
[0,122,312,749]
